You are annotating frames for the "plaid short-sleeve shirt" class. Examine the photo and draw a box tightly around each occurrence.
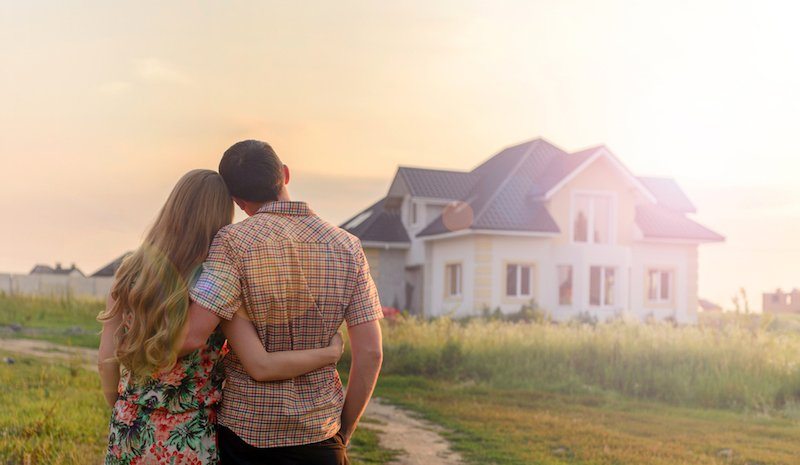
[190,200,383,448]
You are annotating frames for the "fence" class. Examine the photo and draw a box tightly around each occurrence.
[0,273,113,300]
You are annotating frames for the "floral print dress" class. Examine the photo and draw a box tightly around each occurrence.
[104,329,228,465]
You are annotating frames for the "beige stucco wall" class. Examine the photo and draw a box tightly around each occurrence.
[548,155,648,246]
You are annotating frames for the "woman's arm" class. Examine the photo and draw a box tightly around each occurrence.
[220,309,343,382]
[98,293,122,408]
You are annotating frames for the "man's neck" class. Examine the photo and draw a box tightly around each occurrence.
[246,190,292,216]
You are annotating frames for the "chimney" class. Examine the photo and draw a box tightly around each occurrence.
[55,262,62,271]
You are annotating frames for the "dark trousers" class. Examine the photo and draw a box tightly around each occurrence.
[218,425,349,465]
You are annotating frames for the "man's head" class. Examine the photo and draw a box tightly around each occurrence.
[219,140,290,215]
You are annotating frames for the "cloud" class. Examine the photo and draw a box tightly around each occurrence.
[135,58,191,85]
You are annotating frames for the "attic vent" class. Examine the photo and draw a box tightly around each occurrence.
[345,211,373,229]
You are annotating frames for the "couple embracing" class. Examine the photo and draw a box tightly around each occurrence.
[97,140,384,465]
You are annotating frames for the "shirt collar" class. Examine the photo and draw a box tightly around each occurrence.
[256,200,314,217]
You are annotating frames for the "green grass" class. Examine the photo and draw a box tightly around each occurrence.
[349,422,402,465]
[6,295,800,464]
[0,351,109,464]
[0,293,103,348]
[0,351,394,465]
[374,375,800,465]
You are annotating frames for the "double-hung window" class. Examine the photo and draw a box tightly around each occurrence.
[647,269,673,303]
[589,266,616,307]
[506,264,533,298]
[445,263,462,298]
[573,193,614,244]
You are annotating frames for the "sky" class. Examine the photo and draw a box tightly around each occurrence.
[1,0,798,310]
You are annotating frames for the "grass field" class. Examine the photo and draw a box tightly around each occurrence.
[375,376,800,465]
[4,295,800,464]
[0,352,394,465]
[0,294,103,348]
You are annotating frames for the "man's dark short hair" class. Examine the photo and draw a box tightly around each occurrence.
[219,140,284,202]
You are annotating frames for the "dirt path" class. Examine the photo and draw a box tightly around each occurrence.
[364,398,464,465]
[0,337,97,371]
[0,337,464,465]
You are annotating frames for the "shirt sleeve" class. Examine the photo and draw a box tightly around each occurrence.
[344,247,384,327]
[189,229,242,321]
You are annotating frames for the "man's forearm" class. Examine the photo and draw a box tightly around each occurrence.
[340,348,382,441]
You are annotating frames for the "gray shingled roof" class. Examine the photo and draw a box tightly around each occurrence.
[526,146,602,198]
[91,252,133,278]
[397,167,478,200]
[637,177,697,213]
[340,198,410,244]
[346,137,722,243]
[635,205,724,241]
[419,139,566,236]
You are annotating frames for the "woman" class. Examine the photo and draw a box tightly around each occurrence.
[97,169,342,465]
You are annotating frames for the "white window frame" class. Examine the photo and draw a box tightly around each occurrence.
[588,265,616,308]
[646,268,673,304]
[557,265,573,306]
[409,200,424,227]
[505,263,534,298]
[445,263,462,298]
[570,190,618,245]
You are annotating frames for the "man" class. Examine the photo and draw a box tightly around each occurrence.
[181,140,383,465]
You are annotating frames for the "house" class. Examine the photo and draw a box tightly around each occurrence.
[341,138,724,324]
[763,289,800,314]
[29,263,85,277]
[90,252,133,278]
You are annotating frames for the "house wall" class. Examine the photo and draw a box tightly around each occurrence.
[422,230,699,324]
[0,273,113,300]
[403,197,449,266]
[763,289,800,313]
[363,247,407,310]
[481,236,633,321]
[426,235,476,317]
[548,155,648,247]
[630,243,697,324]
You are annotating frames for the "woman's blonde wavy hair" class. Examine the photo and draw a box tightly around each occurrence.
[98,169,234,382]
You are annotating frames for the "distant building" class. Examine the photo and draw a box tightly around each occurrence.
[763,289,800,314]
[29,262,84,277]
[90,252,133,278]
[342,137,724,324]
[698,298,722,313]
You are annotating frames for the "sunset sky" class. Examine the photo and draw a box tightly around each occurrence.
[1,1,798,310]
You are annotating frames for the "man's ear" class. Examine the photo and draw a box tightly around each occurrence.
[232,197,247,211]
[283,164,290,186]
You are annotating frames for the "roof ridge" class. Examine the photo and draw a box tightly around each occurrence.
[471,139,542,226]
[398,166,471,174]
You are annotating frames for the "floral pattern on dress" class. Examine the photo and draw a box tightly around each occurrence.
[105,329,227,465]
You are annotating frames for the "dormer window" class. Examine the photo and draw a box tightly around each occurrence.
[572,193,614,244]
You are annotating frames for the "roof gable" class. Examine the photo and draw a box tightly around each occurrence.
[534,147,657,203]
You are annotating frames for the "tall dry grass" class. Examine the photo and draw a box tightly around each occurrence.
[353,315,800,411]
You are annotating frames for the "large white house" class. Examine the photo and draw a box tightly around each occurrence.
[341,138,724,324]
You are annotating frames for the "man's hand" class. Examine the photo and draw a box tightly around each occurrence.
[339,319,383,444]
[326,332,345,365]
